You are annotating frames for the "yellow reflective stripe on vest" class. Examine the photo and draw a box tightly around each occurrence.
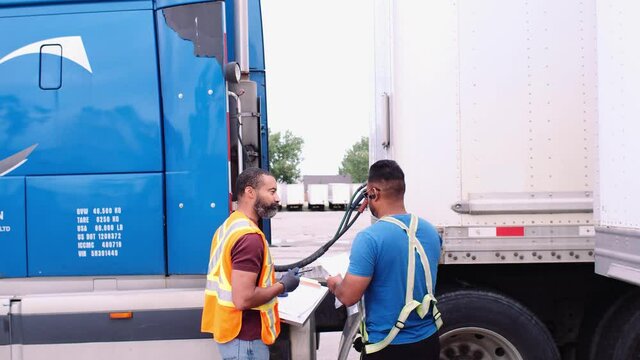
[205,218,252,307]
[362,214,443,354]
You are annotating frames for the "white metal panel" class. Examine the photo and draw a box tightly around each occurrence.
[375,0,461,226]
[328,183,350,205]
[286,184,305,206]
[20,339,220,360]
[372,0,393,163]
[19,289,203,315]
[307,184,328,206]
[596,0,640,229]
[277,182,288,207]
[457,0,597,226]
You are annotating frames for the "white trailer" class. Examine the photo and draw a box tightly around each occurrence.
[307,184,328,211]
[276,182,288,210]
[372,0,640,358]
[285,183,305,210]
[328,183,351,210]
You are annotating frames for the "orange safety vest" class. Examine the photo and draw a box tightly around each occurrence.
[201,211,280,344]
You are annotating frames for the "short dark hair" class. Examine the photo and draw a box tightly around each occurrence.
[368,160,405,199]
[235,167,272,198]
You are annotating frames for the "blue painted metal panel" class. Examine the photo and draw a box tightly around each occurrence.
[224,0,265,70]
[0,177,27,278]
[26,174,165,276]
[0,1,152,17]
[0,9,162,175]
[156,1,230,274]
[247,0,265,71]
[0,0,145,7]
[155,0,216,10]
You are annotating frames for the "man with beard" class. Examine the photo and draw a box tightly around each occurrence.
[327,160,442,359]
[202,167,300,360]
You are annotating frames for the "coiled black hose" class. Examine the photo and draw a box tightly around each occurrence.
[274,184,368,272]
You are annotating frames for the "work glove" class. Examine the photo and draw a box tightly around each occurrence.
[278,267,301,293]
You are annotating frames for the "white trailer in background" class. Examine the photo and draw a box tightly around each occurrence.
[372,0,640,358]
[276,182,287,210]
[285,183,304,211]
[328,183,351,210]
[307,184,328,211]
[350,183,363,200]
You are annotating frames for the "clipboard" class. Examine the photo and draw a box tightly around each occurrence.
[278,277,329,326]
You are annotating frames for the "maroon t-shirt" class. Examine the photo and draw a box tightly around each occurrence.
[230,233,264,341]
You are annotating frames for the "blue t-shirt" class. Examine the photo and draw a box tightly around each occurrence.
[347,214,441,345]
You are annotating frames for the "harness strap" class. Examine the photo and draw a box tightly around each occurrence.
[361,214,443,354]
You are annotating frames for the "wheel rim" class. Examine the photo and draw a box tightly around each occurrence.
[439,327,523,360]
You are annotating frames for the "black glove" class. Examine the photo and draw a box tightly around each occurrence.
[278,268,301,293]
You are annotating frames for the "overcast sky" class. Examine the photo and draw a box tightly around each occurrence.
[261,0,374,176]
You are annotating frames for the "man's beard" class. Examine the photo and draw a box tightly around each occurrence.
[254,196,279,219]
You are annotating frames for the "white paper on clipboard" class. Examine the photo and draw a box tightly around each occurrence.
[278,277,328,326]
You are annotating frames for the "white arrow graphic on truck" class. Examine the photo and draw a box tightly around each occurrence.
[0,36,92,73]
[0,144,38,177]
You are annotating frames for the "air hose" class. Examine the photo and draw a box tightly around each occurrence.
[274,184,368,272]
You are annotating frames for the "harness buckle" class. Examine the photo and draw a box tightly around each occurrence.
[394,320,406,329]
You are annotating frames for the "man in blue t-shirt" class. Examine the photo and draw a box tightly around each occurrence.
[327,160,441,359]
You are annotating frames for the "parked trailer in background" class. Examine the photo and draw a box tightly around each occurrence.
[285,183,304,211]
[372,0,640,358]
[328,183,350,210]
[276,182,287,210]
[307,184,328,211]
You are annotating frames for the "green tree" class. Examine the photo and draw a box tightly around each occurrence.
[339,137,369,183]
[269,130,304,183]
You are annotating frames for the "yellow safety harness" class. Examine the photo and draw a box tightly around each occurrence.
[360,214,443,354]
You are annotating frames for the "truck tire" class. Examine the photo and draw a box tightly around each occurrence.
[589,289,640,360]
[613,309,640,360]
[438,289,560,360]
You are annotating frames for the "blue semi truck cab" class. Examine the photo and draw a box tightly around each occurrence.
[0,0,275,358]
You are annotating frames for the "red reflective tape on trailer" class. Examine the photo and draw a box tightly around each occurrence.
[496,227,525,236]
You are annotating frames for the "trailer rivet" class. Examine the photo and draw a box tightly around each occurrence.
[495,252,500,257]
[519,256,524,260]
[514,252,519,257]
[472,256,477,260]
[551,252,556,256]
[178,93,184,99]
[208,89,213,95]
[453,256,458,261]
[588,251,593,256]
[538,255,543,260]
[557,255,562,260]
[575,254,580,259]
[210,203,216,208]
[466,253,471,257]
[532,252,537,256]
[179,203,184,209]
[569,251,575,256]
[500,256,506,260]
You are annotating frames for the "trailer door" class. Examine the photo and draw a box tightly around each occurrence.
[594,0,640,286]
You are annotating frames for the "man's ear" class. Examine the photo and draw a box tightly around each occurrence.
[244,186,255,199]
[367,188,379,201]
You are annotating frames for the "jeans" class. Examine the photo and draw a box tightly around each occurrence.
[217,338,270,360]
